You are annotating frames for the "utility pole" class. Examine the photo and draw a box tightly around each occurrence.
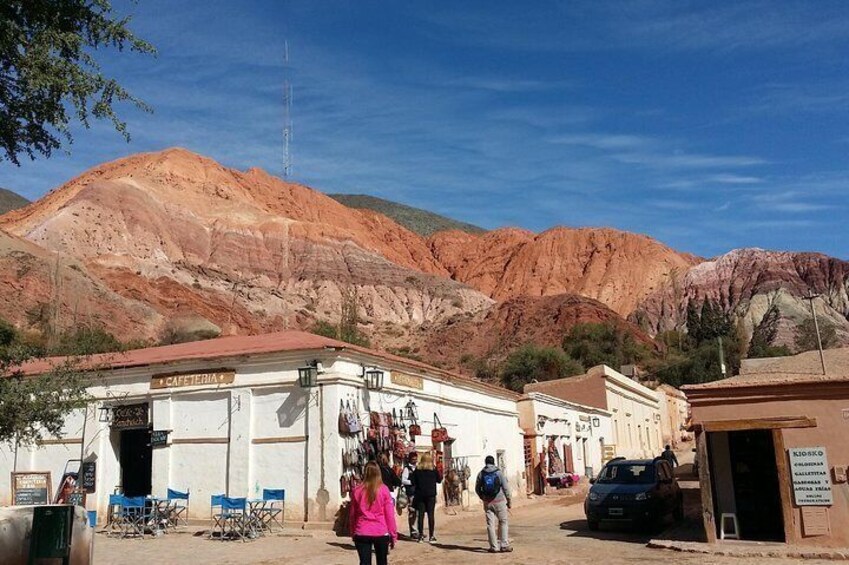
[804,293,827,375]
[282,40,293,179]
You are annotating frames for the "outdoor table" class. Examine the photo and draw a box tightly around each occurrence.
[147,497,173,534]
[246,500,267,538]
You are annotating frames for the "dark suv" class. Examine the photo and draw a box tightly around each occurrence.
[584,457,683,531]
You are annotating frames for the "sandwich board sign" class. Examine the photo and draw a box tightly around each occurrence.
[788,447,833,506]
[11,472,52,506]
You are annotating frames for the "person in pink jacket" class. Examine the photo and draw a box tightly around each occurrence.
[349,461,399,565]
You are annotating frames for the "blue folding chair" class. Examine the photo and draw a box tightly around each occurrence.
[217,497,248,541]
[106,494,125,537]
[167,488,190,528]
[260,489,285,532]
[209,494,225,538]
[121,496,151,538]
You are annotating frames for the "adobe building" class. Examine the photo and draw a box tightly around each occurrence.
[0,331,524,524]
[683,347,849,547]
[517,392,613,493]
[657,384,693,449]
[524,365,664,460]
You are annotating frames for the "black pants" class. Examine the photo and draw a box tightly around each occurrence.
[416,495,436,538]
[353,536,390,565]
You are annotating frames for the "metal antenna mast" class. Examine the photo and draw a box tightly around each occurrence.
[282,40,293,179]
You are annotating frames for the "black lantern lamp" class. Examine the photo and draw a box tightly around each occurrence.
[298,360,321,388]
[592,416,600,428]
[98,404,113,423]
[362,366,385,391]
[403,399,419,423]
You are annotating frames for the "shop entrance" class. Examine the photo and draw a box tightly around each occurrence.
[708,429,784,542]
[120,428,152,497]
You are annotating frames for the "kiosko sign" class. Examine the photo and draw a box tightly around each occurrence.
[151,369,235,389]
[789,446,833,506]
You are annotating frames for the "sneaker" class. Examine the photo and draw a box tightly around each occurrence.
[417,536,424,543]
[500,546,514,553]
[488,548,499,553]
[429,536,437,543]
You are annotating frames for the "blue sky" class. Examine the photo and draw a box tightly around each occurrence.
[2,0,849,258]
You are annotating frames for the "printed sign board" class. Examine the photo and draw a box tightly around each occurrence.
[789,446,833,506]
[81,461,96,493]
[111,403,149,430]
[390,371,423,390]
[151,369,235,390]
[11,472,52,506]
[151,430,170,448]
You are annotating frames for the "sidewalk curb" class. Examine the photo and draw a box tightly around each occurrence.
[648,539,849,560]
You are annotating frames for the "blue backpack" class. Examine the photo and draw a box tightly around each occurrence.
[480,470,501,498]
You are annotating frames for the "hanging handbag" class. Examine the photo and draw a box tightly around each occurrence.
[409,424,422,437]
[338,401,351,435]
[346,402,362,434]
[396,487,409,513]
[431,413,449,444]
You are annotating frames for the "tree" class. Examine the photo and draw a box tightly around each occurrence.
[1,0,156,164]
[310,287,370,347]
[795,317,838,353]
[499,344,583,392]
[562,322,647,370]
[0,317,16,348]
[748,304,792,359]
[52,326,123,355]
[0,347,89,449]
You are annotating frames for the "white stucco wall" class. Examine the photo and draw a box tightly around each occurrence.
[600,368,663,459]
[1,349,524,525]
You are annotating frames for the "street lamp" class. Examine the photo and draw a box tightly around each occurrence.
[363,367,385,391]
[592,417,600,428]
[298,361,321,388]
[98,404,113,423]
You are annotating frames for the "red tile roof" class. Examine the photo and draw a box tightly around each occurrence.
[14,330,518,399]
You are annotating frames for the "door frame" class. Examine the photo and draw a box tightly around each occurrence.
[695,416,816,544]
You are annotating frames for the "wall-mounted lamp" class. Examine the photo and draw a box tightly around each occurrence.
[591,417,600,428]
[298,360,322,388]
[98,404,113,423]
[362,366,385,391]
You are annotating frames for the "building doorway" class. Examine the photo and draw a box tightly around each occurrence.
[120,428,152,496]
[708,429,784,542]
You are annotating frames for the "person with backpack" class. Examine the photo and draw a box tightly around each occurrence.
[475,455,512,553]
[661,445,679,467]
[349,461,398,565]
[400,452,419,539]
[410,452,442,543]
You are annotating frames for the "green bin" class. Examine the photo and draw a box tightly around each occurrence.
[29,505,74,565]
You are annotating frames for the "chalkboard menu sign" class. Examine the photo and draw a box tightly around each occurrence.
[65,491,85,507]
[112,403,149,430]
[81,462,96,493]
[151,430,170,448]
[11,472,52,506]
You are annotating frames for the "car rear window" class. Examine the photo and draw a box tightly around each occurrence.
[597,463,656,484]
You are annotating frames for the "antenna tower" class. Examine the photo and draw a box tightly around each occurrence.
[282,41,293,179]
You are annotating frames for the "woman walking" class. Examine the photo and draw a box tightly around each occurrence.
[349,461,398,565]
[411,452,442,543]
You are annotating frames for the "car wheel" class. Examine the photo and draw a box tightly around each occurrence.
[587,520,600,531]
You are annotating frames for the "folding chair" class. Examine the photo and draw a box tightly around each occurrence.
[122,496,151,539]
[218,497,248,542]
[107,494,126,537]
[260,489,285,533]
[209,494,225,539]
[167,488,190,528]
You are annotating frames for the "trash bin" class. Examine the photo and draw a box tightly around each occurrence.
[29,505,74,565]
[87,511,97,528]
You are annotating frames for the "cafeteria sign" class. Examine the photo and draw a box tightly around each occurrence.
[151,369,235,390]
[789,447,833,506]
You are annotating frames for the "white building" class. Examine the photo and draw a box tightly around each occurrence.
[517,392,613,493]
[524,365,663,460]
[0,331,524,524]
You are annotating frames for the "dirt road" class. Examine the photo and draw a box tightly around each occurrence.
[95,494,825,564]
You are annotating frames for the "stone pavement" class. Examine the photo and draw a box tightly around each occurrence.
[93,493,833,565]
